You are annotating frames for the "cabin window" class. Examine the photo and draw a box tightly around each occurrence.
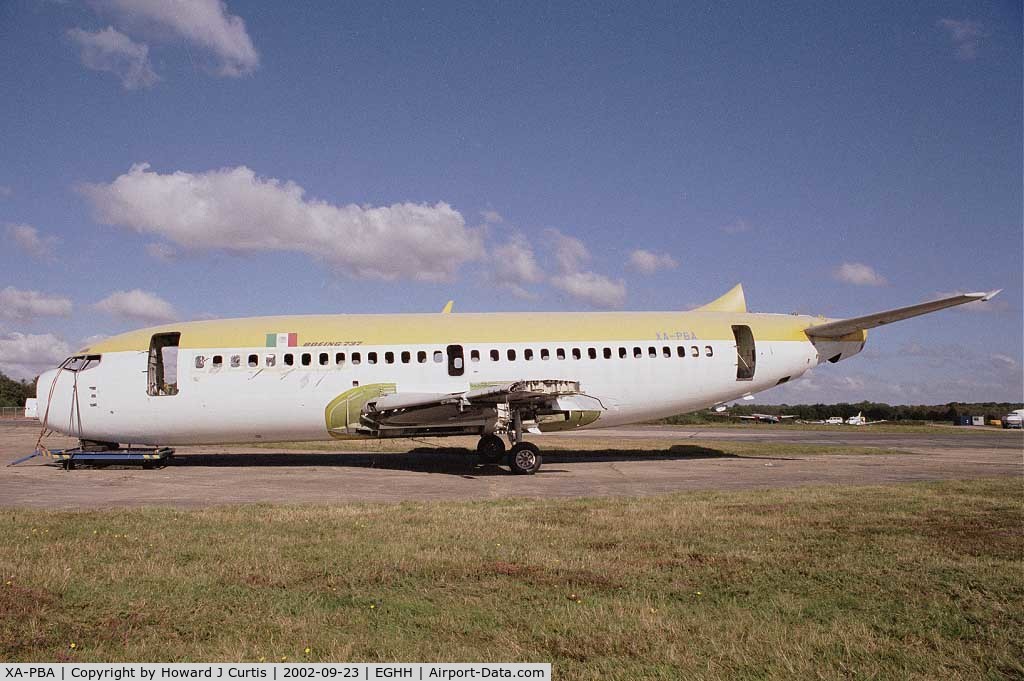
[572,348,581,360]
[470,349,480,362]
[662,346,671,358]
[212,355,223,367]
[603,348,612,359]
[230,355,241,368]
[541,348,550,360]
[352,352,361,365]
[619,347,628,359]
[633,347,642,358]
[507,349,517,361]
[384,351,395,364]
[147,332,181,396]
[433,350,444,363]
[248,354,259,368]
[589,348,598,360]
[317,352,327,366]
[648,346,657,358]
[490,349,499,361]
[195,355,206,369]
[301,353,312,366]
[401,351,411,364]
[335,352,345,365]
[284,353,294,366]
[266,355,277,367]
[417,351,427,363]
[705,345,714,357]
[691,346,699,357]
[367,352,377,365]
[525,349,534,361]
[677,346,685,357]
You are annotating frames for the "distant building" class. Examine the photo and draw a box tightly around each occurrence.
[23,398,37,419]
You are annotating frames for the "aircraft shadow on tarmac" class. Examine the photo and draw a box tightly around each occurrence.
[154,445,796,476]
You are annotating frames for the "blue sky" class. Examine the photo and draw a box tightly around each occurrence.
[0,0,1020,403]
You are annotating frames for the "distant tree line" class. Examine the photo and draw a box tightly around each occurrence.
[0,371,35,409]
[663,401,1023,425]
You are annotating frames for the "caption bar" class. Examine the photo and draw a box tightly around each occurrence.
[2,664,550,681]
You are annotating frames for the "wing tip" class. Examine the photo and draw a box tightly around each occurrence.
[980,288,1002,302]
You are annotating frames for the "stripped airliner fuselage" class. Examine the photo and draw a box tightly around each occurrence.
[34,285,997,473]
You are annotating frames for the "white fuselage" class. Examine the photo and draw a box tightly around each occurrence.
[37,337,852,446]
[35,309,865,447]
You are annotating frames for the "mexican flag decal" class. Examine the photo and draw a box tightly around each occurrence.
[266,332,298,348]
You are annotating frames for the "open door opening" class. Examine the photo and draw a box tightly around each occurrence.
[148,332,181,396]
[732,325,755,381]
[447,344,465,377]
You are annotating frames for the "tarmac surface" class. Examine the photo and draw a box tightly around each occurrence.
[0,419,1020,509]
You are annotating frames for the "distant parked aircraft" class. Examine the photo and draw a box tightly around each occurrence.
[711,410,797,424]
[846,412,886,426]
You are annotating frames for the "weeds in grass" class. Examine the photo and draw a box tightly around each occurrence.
[0,479,1021,680]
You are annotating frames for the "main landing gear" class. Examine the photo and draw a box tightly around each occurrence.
[475,428,543,475]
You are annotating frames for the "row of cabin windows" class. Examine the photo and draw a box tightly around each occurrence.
[193,345,715,371]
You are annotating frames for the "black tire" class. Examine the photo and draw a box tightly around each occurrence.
[507,442,542,475]
[476,434,506,464]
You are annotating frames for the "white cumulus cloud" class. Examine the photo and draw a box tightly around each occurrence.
[0,333,72,381]
[550,271,627,309]
[0,288,73,321]
[546,230,626,308]
[490,235,543,299]
[80,163,484,282]
[937,19,986,61]
[95,289,178,324]
[67,26,159,90]
[833,262,887,287]
[628,249,678,274]
[6,223,60,261]
[97,0,259,76]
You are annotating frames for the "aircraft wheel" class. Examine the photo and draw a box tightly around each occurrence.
[508,442,542,475]
[476,434,506,464]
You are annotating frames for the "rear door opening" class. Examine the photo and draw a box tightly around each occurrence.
[732,325,756,381]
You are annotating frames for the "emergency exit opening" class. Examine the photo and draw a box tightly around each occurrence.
[447,345,464,376]
[148,332,181,396]
[732,325,755,381]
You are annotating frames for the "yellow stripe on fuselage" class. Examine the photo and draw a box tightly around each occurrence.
[80,311,836,354]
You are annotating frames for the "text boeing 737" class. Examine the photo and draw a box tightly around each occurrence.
[35,285,1000,474]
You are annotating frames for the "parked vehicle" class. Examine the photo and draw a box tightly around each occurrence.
[1002,410,1024,429]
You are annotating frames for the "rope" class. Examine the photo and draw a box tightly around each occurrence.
[32,358,83,454]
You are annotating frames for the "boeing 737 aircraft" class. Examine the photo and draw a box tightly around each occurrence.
[35,285,1000,474]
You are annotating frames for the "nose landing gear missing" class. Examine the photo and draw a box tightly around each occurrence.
[475,408,543,475]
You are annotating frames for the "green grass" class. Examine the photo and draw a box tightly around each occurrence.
[2,479,1021,680]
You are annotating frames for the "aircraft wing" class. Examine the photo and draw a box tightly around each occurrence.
[805,290,1001,339]
[352,379,603,438]
[369,380,584,411]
